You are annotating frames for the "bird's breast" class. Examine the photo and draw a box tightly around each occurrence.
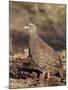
[29,36,62,70]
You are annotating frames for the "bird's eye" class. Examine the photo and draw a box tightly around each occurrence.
[28,24,32,27]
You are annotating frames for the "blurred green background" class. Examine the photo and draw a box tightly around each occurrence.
[9,1,66,54]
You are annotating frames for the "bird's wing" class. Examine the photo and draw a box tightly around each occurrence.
[29,34,62,69]
[37,37,62,68]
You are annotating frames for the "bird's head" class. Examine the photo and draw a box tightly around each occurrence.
[24,23,37,35]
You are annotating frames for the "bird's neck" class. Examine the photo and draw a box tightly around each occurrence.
[29,33,40,48]
[30,32,38,39]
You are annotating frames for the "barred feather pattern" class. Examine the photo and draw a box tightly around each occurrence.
[29,32,62,73]
[24,23,63,76]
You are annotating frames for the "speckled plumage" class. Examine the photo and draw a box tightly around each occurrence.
[24,23,63,86]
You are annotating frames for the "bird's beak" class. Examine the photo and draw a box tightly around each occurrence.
[24,26,28,30]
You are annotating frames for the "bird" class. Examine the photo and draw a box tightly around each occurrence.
[24,23,63,86]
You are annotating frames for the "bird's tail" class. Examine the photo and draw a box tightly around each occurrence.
[59,66,64,79]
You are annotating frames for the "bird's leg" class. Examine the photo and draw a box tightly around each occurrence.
[45,70,51,84]
[47,72,50,80]
[39,71,48,87]
[42,71,46,79]
[39,74,44,87]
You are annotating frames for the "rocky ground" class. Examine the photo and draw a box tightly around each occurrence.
[9,49,66,89]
